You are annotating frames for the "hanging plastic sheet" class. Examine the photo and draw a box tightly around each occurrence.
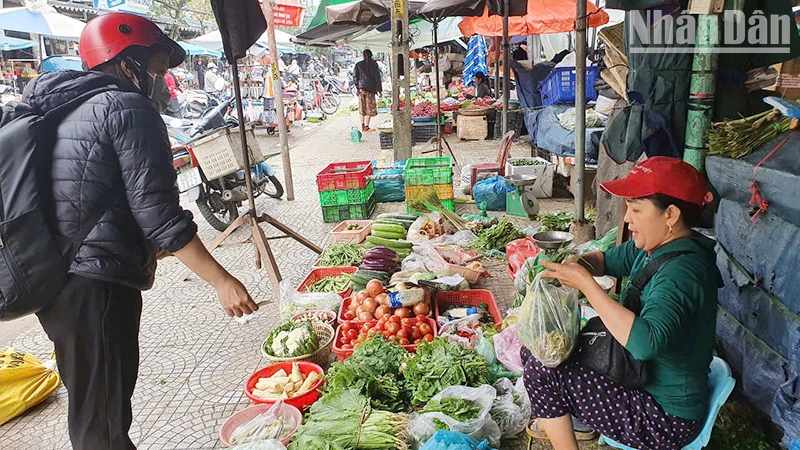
[463,35,488,87]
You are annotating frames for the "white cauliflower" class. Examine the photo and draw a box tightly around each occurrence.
[271,330,291,357]
[285,327,310,356]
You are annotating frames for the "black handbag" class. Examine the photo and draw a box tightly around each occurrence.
[571,251,690,389]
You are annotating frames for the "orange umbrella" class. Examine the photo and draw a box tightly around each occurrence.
[458,0,609,36]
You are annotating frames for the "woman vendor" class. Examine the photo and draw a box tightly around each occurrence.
[522,157,721,450]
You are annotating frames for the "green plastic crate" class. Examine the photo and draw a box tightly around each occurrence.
[319,180,375,207]
[404,157,453,186]
[506,191,528,217]
[406,198,454,215]
[322,195,376,222]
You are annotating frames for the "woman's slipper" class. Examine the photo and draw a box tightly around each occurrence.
[526,418,598,441]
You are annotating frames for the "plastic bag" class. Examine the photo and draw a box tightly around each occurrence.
[419,430,494,450]
[408,385,502,447]
[229,400,298,445]
[0,348,61,425]
[407,213,458,244]
[461,165,475,195]
[506,237,540,280]
[373,163,406,203]
[574,226,619,255]
[439,315,483,348]
[228,440,287,450]
[517,274,581,368]
[279,280,342,320]
[493,325,524,374]
[490,378,531,438]
[514,257,537,295]
[471,176,515,211]
[476,337,497,366]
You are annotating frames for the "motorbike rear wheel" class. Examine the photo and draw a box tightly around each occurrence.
[320,93,339,115]
[258,175,284,199]
[196,191,240,232]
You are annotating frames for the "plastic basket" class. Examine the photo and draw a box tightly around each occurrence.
[432,247,489,284]
[332,317,438,361]
[297,266,358,298]
[380,132,393,149]
[321,195,376,223]
[316,161,373,191]
[189,125,265,180]
[541,66,599,106]
[405,184,454,203]
[330,220,373,243]
[406,198,454,215]
[404,157,453,186]
[319,180,376,206]
[261,322,335,367]
[434,290,502,328]
[221,403,302,445]
[493,109,525,140]
[412,123,439,143]
[243,362,323,411]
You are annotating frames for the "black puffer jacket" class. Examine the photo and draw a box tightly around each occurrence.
[23,70,197,290]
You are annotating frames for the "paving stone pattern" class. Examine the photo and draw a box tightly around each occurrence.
[0,112,585,450]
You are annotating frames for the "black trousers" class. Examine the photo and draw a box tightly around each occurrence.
[37,275,142,450]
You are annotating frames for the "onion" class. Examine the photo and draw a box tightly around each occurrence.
[362,298,377,313]
[413,302,430,316]
[358,311,375,321]
[375,293,389,306]
[366,280,384,296]
[374,305,390,319]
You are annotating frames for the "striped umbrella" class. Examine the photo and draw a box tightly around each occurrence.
[462,35,488,87]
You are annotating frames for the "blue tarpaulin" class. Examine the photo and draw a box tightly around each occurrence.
[0,35,37,51]
[463,35,487,87]
[178,41,222,57]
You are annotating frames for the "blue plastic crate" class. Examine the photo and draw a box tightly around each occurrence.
[540,66,599,106]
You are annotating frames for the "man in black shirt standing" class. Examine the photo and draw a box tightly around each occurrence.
[353,49,382,132]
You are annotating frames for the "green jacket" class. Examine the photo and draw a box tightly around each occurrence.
[603,233,721,420]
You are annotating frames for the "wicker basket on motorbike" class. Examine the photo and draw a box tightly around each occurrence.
[189,124,265,180]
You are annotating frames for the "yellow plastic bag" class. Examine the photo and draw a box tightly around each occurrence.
[0,347,61,425]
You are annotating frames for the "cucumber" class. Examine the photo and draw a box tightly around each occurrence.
[377,213,418,221]
[372,230,406,240]
[367,235,413,249]
[374,220,413,231]
[372,223,407,234]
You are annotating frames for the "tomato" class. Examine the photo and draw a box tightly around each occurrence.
[416,315,428,323]
[394,307,411,319]
[410,327,422,340]
[387,335,398,342]
[344,311,355,321]
[339,336,348,346]
[362,323,371,332]
[386,322,400,335]
[400,318,412,326]
[367,329,377,337]
[341,322,352,332]
[423,333,434,342]
[401,323,413,333]
[358,332,367,342]
[398,338,410,346]
[418,322,432,335]
[376,322,386,332]
[389,315,402,325]
[375,305,390,319]
[396,329,408,339]
[414,339,422,345]
[346,329,358,340]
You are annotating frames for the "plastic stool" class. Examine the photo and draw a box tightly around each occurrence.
[469,130,515,194]
[599,357,736,450]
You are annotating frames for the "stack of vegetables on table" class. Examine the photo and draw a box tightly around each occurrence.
[317,242,363,267]
[305,274,352,293]
[341,278,430,323]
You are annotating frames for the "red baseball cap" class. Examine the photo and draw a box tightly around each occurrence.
[600,157,709,206]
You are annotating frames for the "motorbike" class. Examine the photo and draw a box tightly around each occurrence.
[321,72,356,97]
[167,100,284,232]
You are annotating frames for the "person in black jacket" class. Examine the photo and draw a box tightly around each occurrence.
[23,13,259,450]
[353,49,382,132]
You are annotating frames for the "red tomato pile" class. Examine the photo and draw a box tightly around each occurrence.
[337,315,435,350]
[342,279,430,322]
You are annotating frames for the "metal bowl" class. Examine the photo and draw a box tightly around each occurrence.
[532,231,574,250]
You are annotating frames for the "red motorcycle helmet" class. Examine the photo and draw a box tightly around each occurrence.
[79,12,186,70]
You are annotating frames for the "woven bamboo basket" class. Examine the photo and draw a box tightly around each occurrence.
[261,322,334,367]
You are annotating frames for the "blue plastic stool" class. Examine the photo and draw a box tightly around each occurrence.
[599,357,736,450]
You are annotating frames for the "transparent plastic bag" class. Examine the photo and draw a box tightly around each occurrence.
[490,378,531,438]
[460,164,475,195]
[407,213,477,246]
[408,385,502,447]
[228,440,287,450]
[517,274,580,368]
[475,337,497,366]
[420,430,493,450]
[493,325,524,374]
[439,314,483,348]
[279,280,342,320]
[229,400,298,445]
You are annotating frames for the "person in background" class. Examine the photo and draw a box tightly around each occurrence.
[204,62,219,93]
[196,57,206,90]
[353,49,382,132]
[286,58,300,82]
[22,12,257,450]
[163,70,182,118]
[474,71,492,98]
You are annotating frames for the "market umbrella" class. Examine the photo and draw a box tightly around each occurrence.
[462,35,488,87]
[190,28,295,51]
[457,0,609,36]
[344,17,463,50]
[0,35,38,51]
[178,41,223,57]
[326,0,432,26]
[0,4,86,40]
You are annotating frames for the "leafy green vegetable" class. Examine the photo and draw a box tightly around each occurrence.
[536,209,597,232]
[323,336,413,411]
[287,389,409,450]
[319,242,363,267]
[471,219,526,253]
[264,320,319,358]
[421,397,482,422]
[404,338,490,405]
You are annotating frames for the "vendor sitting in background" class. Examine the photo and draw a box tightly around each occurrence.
[523,157,720,450]
[472,71,492,99]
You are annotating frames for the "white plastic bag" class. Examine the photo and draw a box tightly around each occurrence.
[407,213,458,244]
[408,385,502,447]
[229,400,298,445]
[493,325,524,374]
[439,314,483,348]
[460,165,474,194]
[279,280,341,320]
[228,440,287,450]
[490,378,532,438]
[517,274,581,368]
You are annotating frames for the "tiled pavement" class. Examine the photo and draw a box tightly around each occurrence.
[0,110,593,450]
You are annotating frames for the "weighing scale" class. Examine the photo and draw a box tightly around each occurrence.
[505,174,541,218]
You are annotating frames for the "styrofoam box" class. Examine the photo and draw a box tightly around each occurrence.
[505,157,555,198]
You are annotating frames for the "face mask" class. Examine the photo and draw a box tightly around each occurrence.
[148,72,171,113]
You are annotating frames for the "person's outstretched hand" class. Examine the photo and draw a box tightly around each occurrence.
[216,276,258,317]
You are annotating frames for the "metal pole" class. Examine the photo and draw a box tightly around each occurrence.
[502,0,510,137]
[433,18,442,156]
[574,0,587,222]
[683,14,720,172]
[231,62,258,215]
[262,0,295,200]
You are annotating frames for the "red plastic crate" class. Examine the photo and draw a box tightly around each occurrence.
[297,267,357,299]
[338,296,433,323]
[316,161,373,191]
[434,290,502,328]
[332,317,439,361]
